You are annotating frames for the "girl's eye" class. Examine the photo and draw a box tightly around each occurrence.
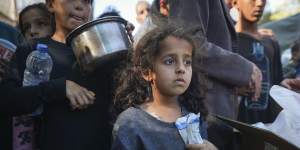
[164,57,174,65]
[184,59,192,66]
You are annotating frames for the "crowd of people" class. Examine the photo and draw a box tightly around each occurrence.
[0,0,299,150]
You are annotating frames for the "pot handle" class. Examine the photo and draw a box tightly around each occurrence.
[124,20,135,43]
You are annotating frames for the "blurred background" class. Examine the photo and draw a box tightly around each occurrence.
[1,0,299,63]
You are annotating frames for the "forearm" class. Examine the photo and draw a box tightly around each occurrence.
[168,0,252,87]
[196,41,253,86]
[0,78,66,116]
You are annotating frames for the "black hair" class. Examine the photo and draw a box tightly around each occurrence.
[19,3,55,37]
[113,25,208,119]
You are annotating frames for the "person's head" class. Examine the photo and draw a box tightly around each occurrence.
[291,38,300,62]
[114,25,207,117]
[45,0,93,35]
[136,0,150,24]
[232,0,266,23]
[19,3,55,41]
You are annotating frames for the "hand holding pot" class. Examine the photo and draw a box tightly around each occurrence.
[66,80,95,110]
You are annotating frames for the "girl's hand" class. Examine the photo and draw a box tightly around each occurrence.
[249,63,262,101]
[186,140,218,150]
[66,80,95,110]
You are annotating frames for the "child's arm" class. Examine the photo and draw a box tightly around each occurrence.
[0,78,65,116]
[0,42,95,115]
[0,77,95,115]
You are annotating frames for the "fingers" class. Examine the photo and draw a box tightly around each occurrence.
[281,79,292,89]
[74,88,95,110]
[82,88,95,104]
[66,80,96,110]
[251,64,262,101]
[69,96,79,110]
[258,28,275,38]
[281,79,300,91]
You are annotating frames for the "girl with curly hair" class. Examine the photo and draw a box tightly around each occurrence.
[112,25,217,150]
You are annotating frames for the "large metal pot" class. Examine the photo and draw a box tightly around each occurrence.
[66,16,131,72]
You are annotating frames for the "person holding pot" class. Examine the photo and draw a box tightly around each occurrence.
[0,0,132,149]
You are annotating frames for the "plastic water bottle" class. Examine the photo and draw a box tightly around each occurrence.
[23,43,53,115]
[244,42,270,110]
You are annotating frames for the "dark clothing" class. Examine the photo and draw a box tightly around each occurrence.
[0,22,24,46]
[168,0,252,119]
[166,0,253,149]
[296,63,300,77]
[236,33,283,124]
[112,107,207,150]
[0,38,119,150]
[0,22,24,150]
[0,38,69,116]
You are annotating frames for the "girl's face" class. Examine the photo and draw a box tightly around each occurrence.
[48,0,92,33]
[236,0,266,23]
[21,8,53,40]
[148,36,193,98]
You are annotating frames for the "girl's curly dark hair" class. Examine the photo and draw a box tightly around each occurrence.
[113,25,208,119]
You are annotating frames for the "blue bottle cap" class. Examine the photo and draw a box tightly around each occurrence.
[36,43,48,53]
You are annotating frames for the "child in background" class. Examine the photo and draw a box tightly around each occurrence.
[19,3,55,41]
[112,26,216,150]
[14,4,55,149]
[232,0,283,124]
